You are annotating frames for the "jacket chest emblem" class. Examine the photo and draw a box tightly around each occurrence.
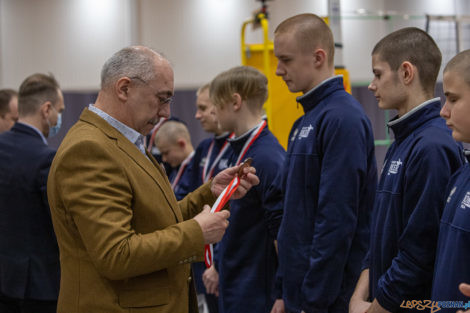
[387,159,403,175]
[460,191,470,209]
[218,158,229,170]
[298,124,314,140]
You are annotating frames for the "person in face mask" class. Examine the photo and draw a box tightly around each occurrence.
[0,73,64,313]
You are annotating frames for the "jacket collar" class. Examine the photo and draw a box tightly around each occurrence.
[387,97,441,141]
[12,122,48,145]
[214,132,231,146]
[228,122,267,155]
[296,76,344,113]
[80,108,181,221]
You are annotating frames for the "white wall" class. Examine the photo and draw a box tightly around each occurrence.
[139,0,326,89]
[0,0,135,90]
[0,0,469,90]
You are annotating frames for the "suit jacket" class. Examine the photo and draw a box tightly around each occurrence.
[47,109,215,313]
[0,122,60,300]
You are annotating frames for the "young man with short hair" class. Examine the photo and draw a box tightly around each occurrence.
[432,49,470,312]
[272,13,377,313]
[350,28,463,313]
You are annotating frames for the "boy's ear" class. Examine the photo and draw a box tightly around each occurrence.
[232,93,243,112]
[400,61,415,86]
[313,48,327,68]
[177,138,186,148]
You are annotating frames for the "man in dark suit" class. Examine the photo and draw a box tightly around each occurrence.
[0,89,18,133]
[0,73,65,313]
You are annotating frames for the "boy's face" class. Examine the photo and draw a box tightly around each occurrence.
[195,89,220,134]
[156,138,186,168]
[274,32,316,94]
[214,101,236,134]
[368,54,407,112]
[441,69,470,142]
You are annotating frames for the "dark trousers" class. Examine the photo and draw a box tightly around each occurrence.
[206,293,219,313]
[0,293,57,313]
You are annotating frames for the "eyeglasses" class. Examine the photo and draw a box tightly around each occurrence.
[130,76,174,105]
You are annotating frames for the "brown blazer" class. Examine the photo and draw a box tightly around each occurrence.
[48,109,215,313]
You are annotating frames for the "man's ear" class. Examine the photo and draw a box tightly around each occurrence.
[400,61,415,86]
[232,93,242,112]
[116,77,132,101]
[40,101,53,118]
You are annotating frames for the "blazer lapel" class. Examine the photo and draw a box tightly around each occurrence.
[80,109,182,222]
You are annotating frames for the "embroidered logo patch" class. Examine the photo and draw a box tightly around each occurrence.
[298,124,314,139]
[460,191,470,209]
[219,159,229,170]
[387,159,403,175]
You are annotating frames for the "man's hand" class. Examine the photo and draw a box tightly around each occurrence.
[193,205,230,244]
[349,298,372,313]
[270,299,285,313]
[457,283,470,313]
[202,265,219,296]
[211,163,259,199]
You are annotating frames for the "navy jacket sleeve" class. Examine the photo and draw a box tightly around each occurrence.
[376,137,463,311]
[301,113,372,312]
[38,149,56,216]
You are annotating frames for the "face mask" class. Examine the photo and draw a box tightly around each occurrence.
[48,112,62,138]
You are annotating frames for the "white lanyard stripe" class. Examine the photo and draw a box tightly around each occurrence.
[171,151,195,191]
[235,120,266,165]
[202,133,235,183]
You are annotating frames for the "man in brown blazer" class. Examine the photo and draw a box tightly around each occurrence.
[47,46,259,313]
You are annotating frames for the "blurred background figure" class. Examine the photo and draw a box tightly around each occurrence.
[154,119,195,199]
[0,73,64,313]
[0,89,18,133]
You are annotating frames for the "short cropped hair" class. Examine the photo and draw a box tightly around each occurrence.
[18,73,60,117]
[275,13,335,67]
[101,47,164,88]
[210,66,268,112]
[0,89,18,116]
[444,49,470,85]
[372,27,442,94]
[155,120,191,146]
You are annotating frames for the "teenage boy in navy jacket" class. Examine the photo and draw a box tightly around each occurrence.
[350,28,463,313]
[191,84,233,313]
[210,66,285,313]
[432,50,470,312]
[154,120,195,200]
[271,13,377,313]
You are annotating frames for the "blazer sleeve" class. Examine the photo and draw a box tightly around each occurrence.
[177,181,216,221]
[50,139,205,280]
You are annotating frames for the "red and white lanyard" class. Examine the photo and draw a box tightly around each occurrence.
[204,120,266,268]
[146,117,168,152]
[171,151,195,191]
[202,133,235,183]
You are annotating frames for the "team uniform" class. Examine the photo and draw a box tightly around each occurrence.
[169,151,194,201]
[365,98,463,312]
[186,133,233,312]
[217,122,285,313]
[276,76,377,313]
[432,152,470,312]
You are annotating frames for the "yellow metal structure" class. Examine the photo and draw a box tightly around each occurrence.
[241,13,351,149]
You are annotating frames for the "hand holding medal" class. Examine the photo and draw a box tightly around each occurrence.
[204,158,256,267]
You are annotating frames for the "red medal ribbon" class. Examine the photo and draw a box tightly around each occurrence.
[204,120,266,268]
